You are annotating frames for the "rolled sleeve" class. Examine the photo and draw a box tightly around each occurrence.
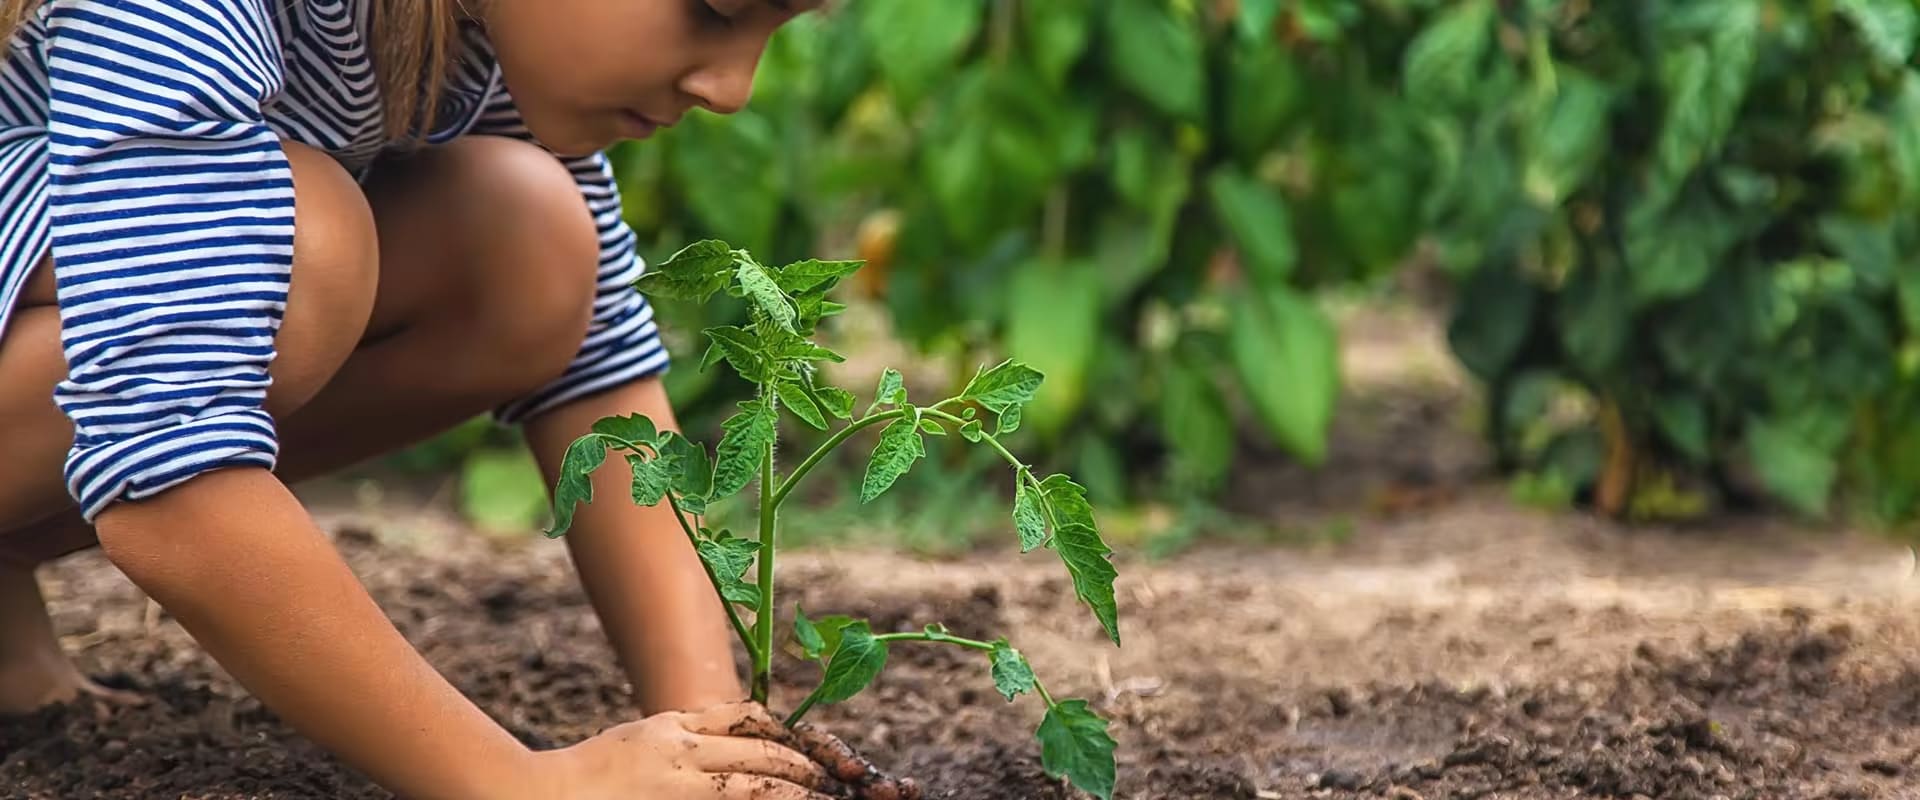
[467,85,672,425]
[45,0,292,520]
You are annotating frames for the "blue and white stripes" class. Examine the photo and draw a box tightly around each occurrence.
[0,0,669,522]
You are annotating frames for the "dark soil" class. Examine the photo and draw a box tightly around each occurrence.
[7,499,1920,798]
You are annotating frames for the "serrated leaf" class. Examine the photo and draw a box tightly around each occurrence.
[989,640,1037,702]
[737,260,797,332]
[714,401,776,499]
[763,327,846,364]
[657,432,713,501]
[817,386,856,420]
[804,622,889,707]
[776,376,828,430]
[861,416,927,503]
[1037,700,1117,800]
[1013,476,1048,552]
[695,535,763,608]
[962,360,1045,413]
[702,326,767,380]
[591,414,660,448]
[627,454,673,507]
[1037,475,1119,645]
[960,420,986,442]
[869,368,906,414]
[775,259,864,294]
[547,435,610,537]
[634,240,735,302]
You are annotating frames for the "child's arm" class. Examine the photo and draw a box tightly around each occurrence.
[94,469,541,798]
[526,375,748,713]
[96,468,829,800]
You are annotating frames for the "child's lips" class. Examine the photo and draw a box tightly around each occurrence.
[618,110,666,139]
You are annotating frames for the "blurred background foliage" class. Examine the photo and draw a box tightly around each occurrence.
[375,0,1920,538]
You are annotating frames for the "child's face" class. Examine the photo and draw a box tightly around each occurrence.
[484,0,816,156]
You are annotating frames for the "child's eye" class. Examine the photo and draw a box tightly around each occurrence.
[690,0,737,29]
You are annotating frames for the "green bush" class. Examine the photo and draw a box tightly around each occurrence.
[1411,0,1920,522]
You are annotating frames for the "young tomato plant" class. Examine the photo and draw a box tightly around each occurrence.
[546,240,1122,799]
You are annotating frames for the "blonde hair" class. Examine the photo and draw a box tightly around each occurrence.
[1,0,466,144]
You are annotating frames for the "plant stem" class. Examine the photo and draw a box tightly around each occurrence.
[872,630,998,650]
[771,408,913,507]
[665,494,756,658]
[751,439,778,705]
[1033,677,1057,709]
[921,408,1026,470]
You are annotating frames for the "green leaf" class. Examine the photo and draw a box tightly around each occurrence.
[736,259,798,333]
[1007,261,1099,440]
[1652,9,1756,196]
[869,368,907,414]
[775,376,829,430]
[1523,71,1613,207]
[795,611,855,663]
[702,326,767,380]
[862,0,984,108]
[988,640,1037,702]
[1837,0,1918,65]
[666,112,784,253]
[1037,700,1118,800]
[1557,263,1630,378]
[1448,264,1538,381]
[627,454,673,507]
[590,414,660,448]
[862,416,927,503]
[714,401,776,499]
[658,432,713,500]
[1236,0,1282,42]
[1037,475,1119,645]
[1226,41,1303,162]
[962,360,1045,413]
[1159,360,1233,493]
[775,259,865,294]
[816,385,856,420]
[1022,0,1092,89]
[918,419,947,436]
[960,420,986,442]
[696,533,761,607]
[1747,416,1838,517]
[1208,169,1296,289]
[1230,287,1339,466]
[762,327,846,365]
[1819,215,1896,288]
[1654,393,1710,463]
[1104,0,1207,122]
[997,402,1025,436]
[546,435,610,537]
[634,240,735,302]
[1403,0,1494,108]
[805,621,890,707]
[1013,476,1048,552]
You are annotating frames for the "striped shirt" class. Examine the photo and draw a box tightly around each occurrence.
[0,0,669,522]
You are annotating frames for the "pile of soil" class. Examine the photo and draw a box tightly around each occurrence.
[6,501,1920,798]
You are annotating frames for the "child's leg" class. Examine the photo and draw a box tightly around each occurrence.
[0,559,142,710]
[0,135,601,711]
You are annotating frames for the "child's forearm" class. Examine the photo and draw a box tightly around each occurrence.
[94,468,542,800]
[528,379,747,714]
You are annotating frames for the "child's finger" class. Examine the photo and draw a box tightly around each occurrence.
[713,773,835,800]
[692,735,828,789]
[790,722,877,784]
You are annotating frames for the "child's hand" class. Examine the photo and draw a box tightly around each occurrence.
[538,701,831,799]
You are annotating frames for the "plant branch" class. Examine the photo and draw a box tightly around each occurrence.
[665,493,756,658]
[872,630,998,651]
[771,408,913,506]
[752,434,778,705]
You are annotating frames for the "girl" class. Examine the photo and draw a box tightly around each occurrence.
[0,0,839,797]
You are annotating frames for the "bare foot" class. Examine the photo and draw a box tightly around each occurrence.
[0,654,144,715]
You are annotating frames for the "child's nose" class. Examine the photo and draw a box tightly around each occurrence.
[682,54,759,116]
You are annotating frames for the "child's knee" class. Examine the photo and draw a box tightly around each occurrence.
[270,139,380,417]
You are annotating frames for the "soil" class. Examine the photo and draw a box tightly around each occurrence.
[9,306,1920,799]
[6,498,1920,800]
